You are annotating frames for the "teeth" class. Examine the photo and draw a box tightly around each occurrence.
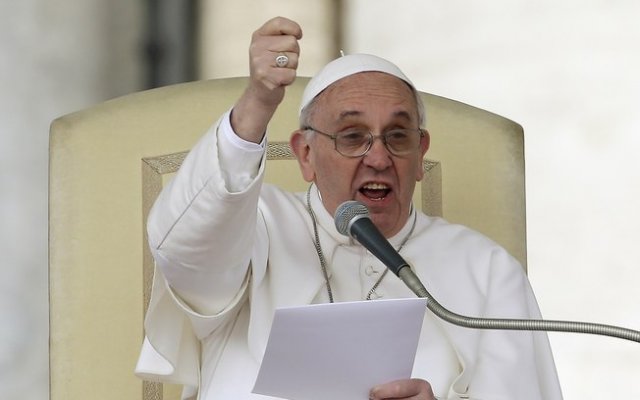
[362,183,389,190]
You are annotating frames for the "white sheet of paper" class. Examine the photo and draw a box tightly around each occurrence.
[252,297,427,400]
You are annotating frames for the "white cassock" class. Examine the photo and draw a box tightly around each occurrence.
[135,111,563,400]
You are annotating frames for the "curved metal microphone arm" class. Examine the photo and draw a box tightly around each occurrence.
[397,267,640,343]
[333,199,640,343]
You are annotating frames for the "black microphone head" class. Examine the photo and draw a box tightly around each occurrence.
[334,200,369,236]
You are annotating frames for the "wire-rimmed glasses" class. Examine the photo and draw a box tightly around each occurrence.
[303,126,425,157]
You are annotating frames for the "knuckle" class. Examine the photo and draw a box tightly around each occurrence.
[253,65,269,79]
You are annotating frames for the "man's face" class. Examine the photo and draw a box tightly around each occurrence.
[291,72,430,238]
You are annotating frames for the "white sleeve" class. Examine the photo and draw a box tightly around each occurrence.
[136,110,271,392]
[146,110,267,315]
[217,110,266,193]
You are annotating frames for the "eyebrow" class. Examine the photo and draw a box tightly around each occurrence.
[337,110,362,120]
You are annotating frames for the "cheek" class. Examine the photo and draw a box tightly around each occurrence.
[303,147,337,183]
[315,157,359,194]
[318,162,346,188]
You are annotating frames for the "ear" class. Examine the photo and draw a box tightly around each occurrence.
[416,129,431,181]
[420,129,430,155]
[290,130,316,182]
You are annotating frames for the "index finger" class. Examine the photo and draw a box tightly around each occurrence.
[369,378,434,399]
[257,16,303,39]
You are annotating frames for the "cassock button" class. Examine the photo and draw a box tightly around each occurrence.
[364,265,379,276]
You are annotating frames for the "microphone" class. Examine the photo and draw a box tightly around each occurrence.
[334,200,410,276]
[334,200,640,343]
[334,200,436,299]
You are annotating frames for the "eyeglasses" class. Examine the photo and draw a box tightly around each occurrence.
[303,126,425,158]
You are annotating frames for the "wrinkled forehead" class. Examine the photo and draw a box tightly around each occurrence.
[310,72,419,125]
[299,54,416,116]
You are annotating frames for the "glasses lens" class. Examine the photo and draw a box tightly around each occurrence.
[385,129,420,155]
[335,130,371,156]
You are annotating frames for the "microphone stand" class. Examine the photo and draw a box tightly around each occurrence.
[397,266,640,343]
[334,199,640,343]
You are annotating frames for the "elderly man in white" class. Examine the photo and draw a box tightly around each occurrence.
[135,16,563,400]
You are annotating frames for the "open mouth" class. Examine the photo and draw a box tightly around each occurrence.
[359,182,391,201]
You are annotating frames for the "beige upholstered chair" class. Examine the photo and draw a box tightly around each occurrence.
[49,77,526,400]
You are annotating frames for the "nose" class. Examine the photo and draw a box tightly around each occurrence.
[362,136,392,170]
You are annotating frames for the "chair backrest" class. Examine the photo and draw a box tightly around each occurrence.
[49,77,526,400]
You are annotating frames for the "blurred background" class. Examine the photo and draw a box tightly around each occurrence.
[1,0,638,398]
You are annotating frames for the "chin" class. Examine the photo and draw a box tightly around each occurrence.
[368,215,394,236]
